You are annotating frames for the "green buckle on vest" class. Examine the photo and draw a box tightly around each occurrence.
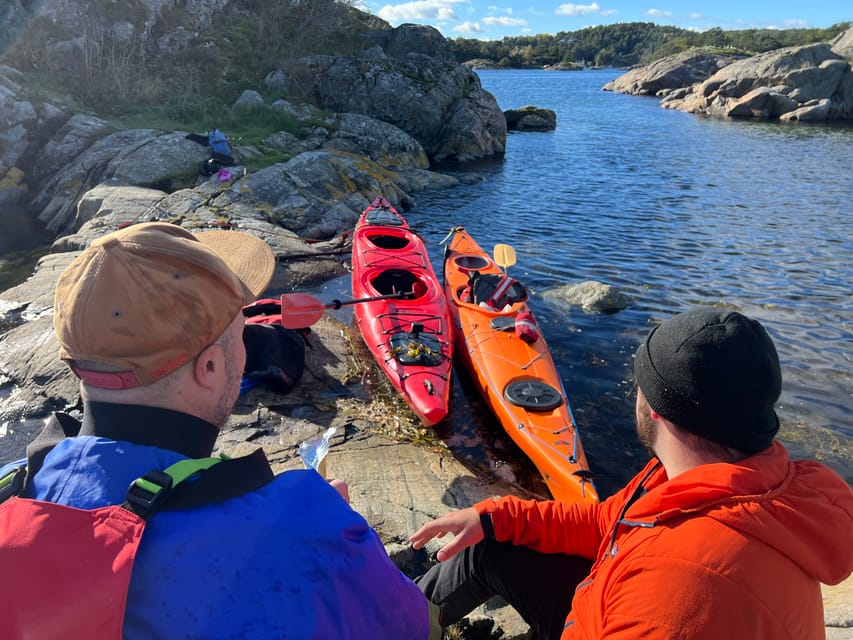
[125,470,174,514]
[123,457,224,519]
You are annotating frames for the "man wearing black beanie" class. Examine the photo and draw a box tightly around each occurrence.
[412,306,853,640]
[634,306,781,456]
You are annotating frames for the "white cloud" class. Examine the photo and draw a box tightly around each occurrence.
[759,19,809,31]
[555,2,609,17]
[483,15,527,26]
[377,0,468,24]
[709,16,809,31]
[646,8,673,18]
[454,20,484,33]
[688,12,705,20]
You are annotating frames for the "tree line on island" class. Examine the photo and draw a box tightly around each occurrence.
[448,21,853,69]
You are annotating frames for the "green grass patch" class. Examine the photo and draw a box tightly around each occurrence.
[113,105,304,143]
[241,148,294,172]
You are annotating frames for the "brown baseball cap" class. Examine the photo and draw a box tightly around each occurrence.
[53,222,275,389]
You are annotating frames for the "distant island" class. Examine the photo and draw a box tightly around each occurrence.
[448,21,852,69]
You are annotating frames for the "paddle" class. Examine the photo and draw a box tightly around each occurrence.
[279,291,412,328]
[493,244,517,273]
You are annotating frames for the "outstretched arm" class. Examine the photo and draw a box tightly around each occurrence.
[410,507,483,562]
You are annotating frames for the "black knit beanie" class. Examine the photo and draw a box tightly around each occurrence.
[634,307,781,454]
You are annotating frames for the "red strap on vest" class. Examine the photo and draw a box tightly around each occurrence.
[0,498,145,639]
[489,275,515,309]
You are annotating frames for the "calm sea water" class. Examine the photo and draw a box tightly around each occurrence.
[403,69,853,496]
[1,69,851,496]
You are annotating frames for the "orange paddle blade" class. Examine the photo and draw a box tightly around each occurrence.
[279,293,327,328]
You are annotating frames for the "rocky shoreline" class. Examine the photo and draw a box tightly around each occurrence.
[604,27,853,123]
[1,16,852,635]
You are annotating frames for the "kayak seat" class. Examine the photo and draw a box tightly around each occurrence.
[371,269,420,297]
[467,271,527,309]
[366,233,410,250]
[364,208,404,226]
[453,255,490,271]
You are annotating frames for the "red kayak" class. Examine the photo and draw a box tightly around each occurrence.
[352,197,453,426]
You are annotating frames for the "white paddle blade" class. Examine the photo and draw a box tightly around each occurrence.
[494,244,517,271]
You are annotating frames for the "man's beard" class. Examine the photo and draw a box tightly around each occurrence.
[210,339,242,429]
[636,399,658,455]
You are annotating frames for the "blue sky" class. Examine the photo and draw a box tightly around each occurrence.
[363,1,851,40]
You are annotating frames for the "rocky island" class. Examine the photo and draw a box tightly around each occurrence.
[604,27,853,123]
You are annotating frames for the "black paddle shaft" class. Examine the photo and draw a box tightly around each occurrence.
[328,290,412,309]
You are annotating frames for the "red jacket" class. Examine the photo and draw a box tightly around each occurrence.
[475,441,853,639]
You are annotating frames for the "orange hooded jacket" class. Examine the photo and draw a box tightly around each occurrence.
[475,441,853,639]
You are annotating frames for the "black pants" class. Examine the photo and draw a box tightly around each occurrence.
[416,538,592,640]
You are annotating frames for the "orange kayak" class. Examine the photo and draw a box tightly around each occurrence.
[442,226,598,504]
[352,198,453,426]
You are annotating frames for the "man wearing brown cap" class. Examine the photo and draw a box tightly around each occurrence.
[0,223,433,638]
[411,306,853,639]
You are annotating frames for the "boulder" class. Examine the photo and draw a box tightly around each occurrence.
[265,24,506,163]
[49,182,168,252]
[243,149,456,239]
[660,37,853,121]
[830,26,853,59]
[779,98,834,121]
[726,86,800,118]
[504,106,557,131]
[233,89,265,110]
[543,281,630,313]
[32,128,207,233]
[108,131,211,187]
[603,51,738,96]
[244,150,404,238]
[324,113,430,170]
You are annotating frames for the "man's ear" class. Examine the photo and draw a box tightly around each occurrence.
[193,343,225,389]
